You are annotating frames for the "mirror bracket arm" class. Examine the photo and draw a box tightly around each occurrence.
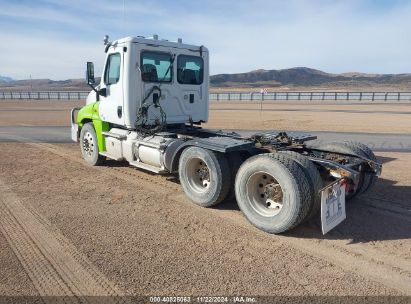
[88,84,100,101]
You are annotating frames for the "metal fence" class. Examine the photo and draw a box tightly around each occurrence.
[209,91,411,102]
[1,91,411,102]
[0,91,89,100]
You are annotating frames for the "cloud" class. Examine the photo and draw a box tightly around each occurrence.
[0,31,106,79]
[0,0,410,79]
[149,0,411,75]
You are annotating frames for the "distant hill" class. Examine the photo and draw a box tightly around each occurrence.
[210,67,411,89]
[0,78,94,91]
[1,68,410,91]
[0,75,13,82]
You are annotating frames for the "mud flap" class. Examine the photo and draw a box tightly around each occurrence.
[70,108,80,142]
[321,180,346,234]
[71,123,78,142]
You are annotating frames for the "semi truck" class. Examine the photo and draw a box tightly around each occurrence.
[71,35,381,234]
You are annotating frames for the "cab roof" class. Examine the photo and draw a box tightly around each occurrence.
[113,36,208,52]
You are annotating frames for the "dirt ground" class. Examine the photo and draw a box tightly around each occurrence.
[1,100,410,134]
[0,100,81,127]
[205,102,411,133]
[0,100,410,301]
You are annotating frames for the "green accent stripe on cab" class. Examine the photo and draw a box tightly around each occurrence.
[76,102,109,152]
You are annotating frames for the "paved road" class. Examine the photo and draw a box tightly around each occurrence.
[0,125,410,152]
[0,126,70,143]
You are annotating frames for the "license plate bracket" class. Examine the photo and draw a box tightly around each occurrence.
[321,180,346,234]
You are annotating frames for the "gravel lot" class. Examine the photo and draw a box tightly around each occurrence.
[0,100,410,301]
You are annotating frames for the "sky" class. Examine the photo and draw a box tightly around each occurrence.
[0,0,410,80]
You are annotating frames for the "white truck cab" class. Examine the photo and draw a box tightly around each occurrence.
[91,36,209,128]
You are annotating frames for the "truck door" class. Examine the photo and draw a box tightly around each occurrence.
[98,52,124,125]
[175,54,207,122]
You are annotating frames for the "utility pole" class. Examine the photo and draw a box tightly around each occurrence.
[30,74,33,92]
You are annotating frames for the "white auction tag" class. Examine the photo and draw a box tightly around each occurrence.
[321,181,346,234]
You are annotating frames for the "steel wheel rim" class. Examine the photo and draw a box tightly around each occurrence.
[246,171,283,217]
[82,131,95,157]
[185,157,211,194]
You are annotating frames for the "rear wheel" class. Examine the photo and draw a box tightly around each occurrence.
[179,147,231,207]
[277,151,323,220]
[235,154,312,234]
[80,123,105,166]
[227,152,246,200]
[314,141,377,199]
[340,141,378,193]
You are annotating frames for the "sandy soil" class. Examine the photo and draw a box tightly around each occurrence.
[0,231,39,297]
[0,100,410,299]
[205,102,411,133]
[0,100,82,127]
[0,142,410,298]
[1,100,411,134]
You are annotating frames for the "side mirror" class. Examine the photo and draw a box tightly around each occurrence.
[86,62,95,85]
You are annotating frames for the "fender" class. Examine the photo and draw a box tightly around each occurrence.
[76,102,109,152]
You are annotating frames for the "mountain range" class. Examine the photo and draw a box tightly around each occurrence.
[1,68,411,90]
[0,78,91,91]
[210,67,411,89]
[0,75,13,82]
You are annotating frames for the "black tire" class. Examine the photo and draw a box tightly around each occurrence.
[340,141,378,193]
[227,152,246,200]
[79,123,105,166]
[179,147,231,207]
[235,154,312,234]
[277,151,323,220]
[314,141,376,198]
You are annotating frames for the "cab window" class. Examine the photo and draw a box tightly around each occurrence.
[141,51,172,83]
[104,53,121,85]
[177,55,203,85]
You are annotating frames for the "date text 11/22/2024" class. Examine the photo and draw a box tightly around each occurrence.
[149,296,257,303]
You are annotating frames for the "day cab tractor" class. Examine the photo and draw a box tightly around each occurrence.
[71,35,382,234]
